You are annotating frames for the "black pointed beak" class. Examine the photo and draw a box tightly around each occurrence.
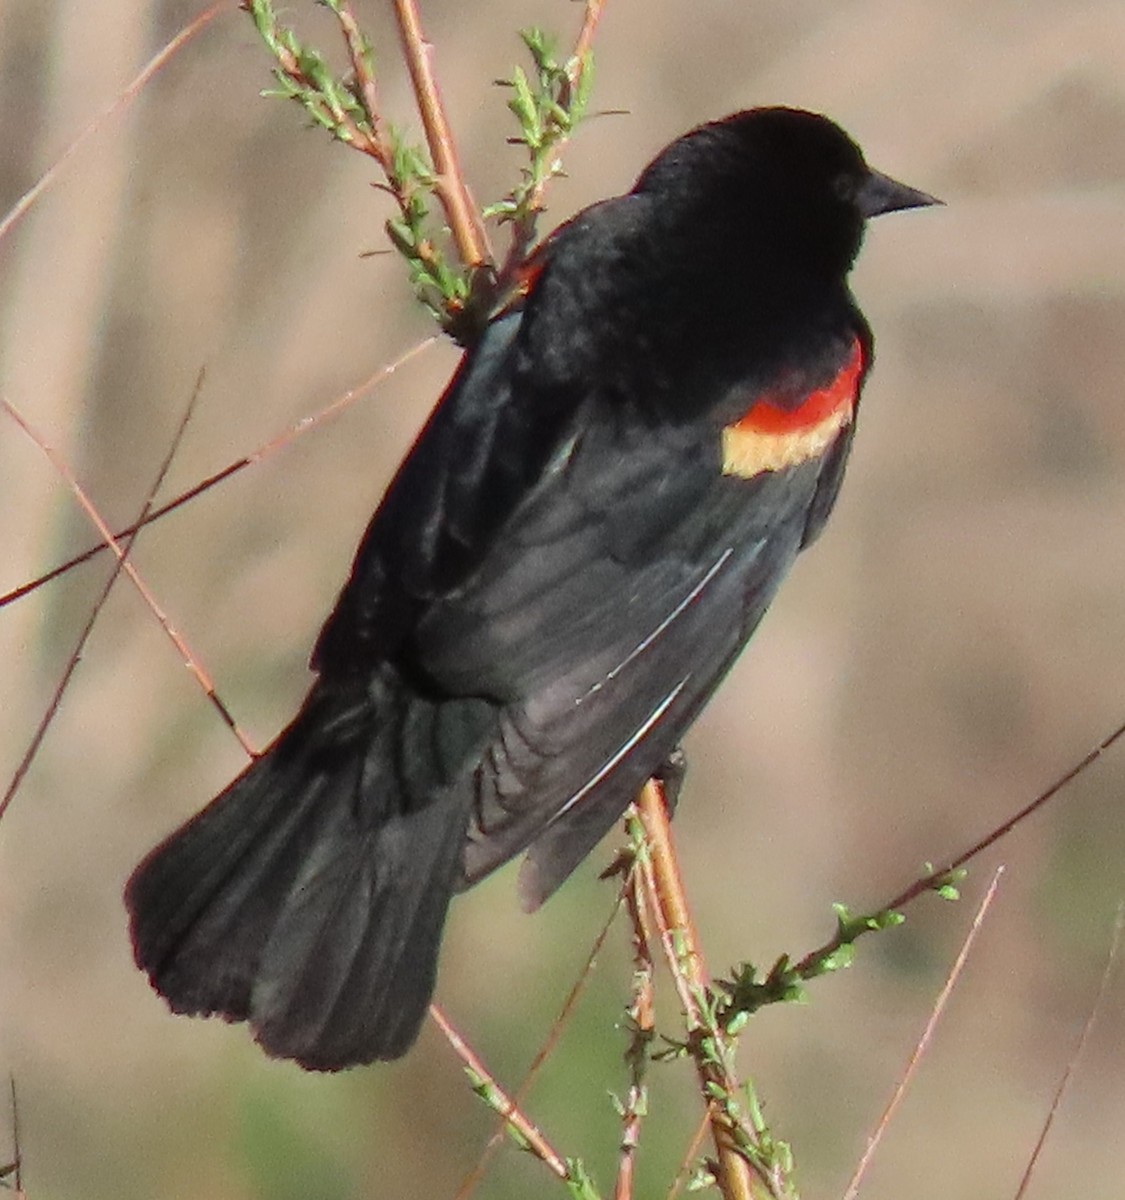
[858,169,942,218]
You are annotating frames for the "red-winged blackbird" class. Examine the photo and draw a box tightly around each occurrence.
[126,107,937,1070]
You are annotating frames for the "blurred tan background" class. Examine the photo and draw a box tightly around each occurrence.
[3,1,1125,1197]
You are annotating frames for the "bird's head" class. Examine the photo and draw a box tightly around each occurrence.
[633,106,940,277]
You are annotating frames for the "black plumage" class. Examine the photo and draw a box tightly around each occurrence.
[126,107,936,1069]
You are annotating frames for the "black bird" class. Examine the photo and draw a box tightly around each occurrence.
[126,107,938,1070]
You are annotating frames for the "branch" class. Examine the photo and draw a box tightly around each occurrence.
[771,712,1125,993]
[615,855,656,1200]
[841,866,1005,1200]
[429,1004,570,1182]
[0,2,231,249]
[1,372,206,821]
[1013,901,1125,1199]
[569,0,606,75]
[390,0,490,268]
[246,0,608,333]
[454,889,627,1200]
[635,781,787,1200]
[331,0,388,149]
[0,337,437,611]
[0,395,256,760]
[245,0,476,328]
[491,18,600,289]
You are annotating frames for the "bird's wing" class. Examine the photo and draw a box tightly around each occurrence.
[311,195,868,903]
[414,405,841,904]
[312,193,669,677]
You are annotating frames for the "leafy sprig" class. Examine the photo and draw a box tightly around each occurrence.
[244,2,595,339]
[488,29,594,262]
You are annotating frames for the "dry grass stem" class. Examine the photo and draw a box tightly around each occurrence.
[0,1,232,249]
[1012,903,1125,1200]
[0,336,438,610]
[841,866,1006,1200]
[453,888,627,1199]
[3,1077,21,1198]
[0,373,206,821]
[667,1111,713,1200]
[0,395,256,758]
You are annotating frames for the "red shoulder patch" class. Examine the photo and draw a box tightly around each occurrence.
[722,338,864,479]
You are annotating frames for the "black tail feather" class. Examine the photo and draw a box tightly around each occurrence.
[125,683,469,1070]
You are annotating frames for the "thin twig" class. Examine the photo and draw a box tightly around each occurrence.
[667,1111,713,1200]
[616,866,656,1200]
[0,1,231,248]
[454,888,627,1200]
[254,3,385,162]
[1,395,255,757]
[635,785,705,1014]
[0,336,438,611]
[496,0,608,286]
[635,780,760,1200]
[429,1003,568,1180]
[841,866,1006,1200]
[791,714,1125,980]
[891,727,1125,909]
[8,1076,20,1197]
[570,0,606,75]
[0,372,206,822]
[1013,901,1125,1200]
[390,0,490,268]
[332,0,387,149]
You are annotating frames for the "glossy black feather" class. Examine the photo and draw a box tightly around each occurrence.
[125,107,935,1068]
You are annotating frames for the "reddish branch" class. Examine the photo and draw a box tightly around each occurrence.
[841,866,1005,1200]
[0,374,209,820]
[332,0,387,149]
[635,781,762,1200]
[616,865,656,1200]
[454,891,627,1200]
[390,0,490,268]
[429,1004,569,1180]
[0,396,255,761]
[568,0,605,95]
[0,2,232,249]
[789,715,1125,982]
[0,338,437,611]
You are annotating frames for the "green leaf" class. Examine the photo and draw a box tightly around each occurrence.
[504,1122,532,1153]
[385,218,416,254]
[817,942,855,973]
[686,1164,717,1192]
[508,66,539,132]
[563,1157,602,1200]
[725,1009,750,1036]
[572,53,595,117]
[482,199,520,220]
